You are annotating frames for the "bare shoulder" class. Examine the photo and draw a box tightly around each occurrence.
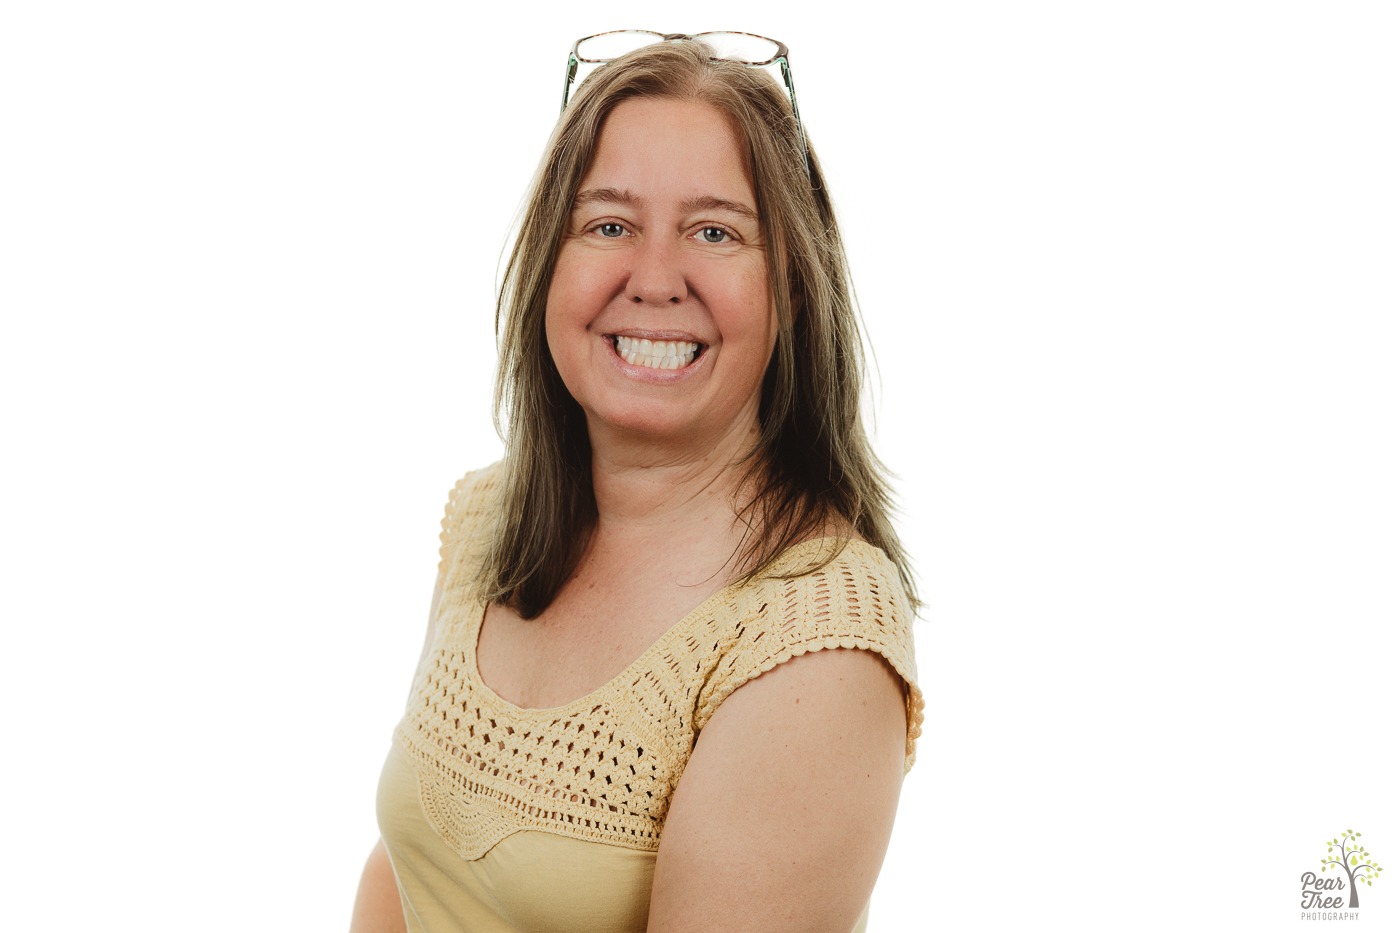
[648,646,908,933]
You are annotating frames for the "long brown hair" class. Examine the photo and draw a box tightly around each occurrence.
[484,39,917,618]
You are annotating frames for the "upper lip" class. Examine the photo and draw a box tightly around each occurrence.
[607,328,707,344]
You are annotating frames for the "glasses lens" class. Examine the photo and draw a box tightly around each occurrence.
[695,32,781,65]
[576,31,664,62]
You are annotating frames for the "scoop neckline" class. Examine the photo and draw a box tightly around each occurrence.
[465,535,886,715]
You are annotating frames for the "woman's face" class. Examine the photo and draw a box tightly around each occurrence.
[545,97,777,455]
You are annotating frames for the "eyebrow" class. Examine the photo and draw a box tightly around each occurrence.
[573,187,758,221]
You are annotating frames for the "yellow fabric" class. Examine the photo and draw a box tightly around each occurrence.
[379,743,657,933]
[377,464,921,930]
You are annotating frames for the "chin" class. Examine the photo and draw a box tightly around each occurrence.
[591,404,696,442]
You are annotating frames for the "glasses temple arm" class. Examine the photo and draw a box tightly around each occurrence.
[560,54,579,114]
[778,59,811,179]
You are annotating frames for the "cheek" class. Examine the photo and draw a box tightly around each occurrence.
[723,267,778,353]
[542,290,564,366]
[543,292,579,385]
[549,247,622,312]
[548,256,629,364]
[544,255,590,356]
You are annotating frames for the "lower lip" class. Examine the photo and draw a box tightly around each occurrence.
[605,336,706,382]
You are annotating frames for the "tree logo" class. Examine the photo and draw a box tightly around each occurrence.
[1301,829,1384,911]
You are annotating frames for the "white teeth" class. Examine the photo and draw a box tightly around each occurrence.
[614,335,699,370]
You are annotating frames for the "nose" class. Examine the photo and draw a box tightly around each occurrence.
[624,236,687,305]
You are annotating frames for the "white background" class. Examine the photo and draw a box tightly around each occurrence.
[2,1,1396,930]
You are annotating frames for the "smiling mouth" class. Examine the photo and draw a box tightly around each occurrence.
[612,335,704,370]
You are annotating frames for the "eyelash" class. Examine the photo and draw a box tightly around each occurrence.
[584,221,739,245]
[591,221,629,239]
[695,226,734,244]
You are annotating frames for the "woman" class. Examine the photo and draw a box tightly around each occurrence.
[353,33,923,933]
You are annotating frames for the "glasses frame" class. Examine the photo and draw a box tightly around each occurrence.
[559,30,810,178]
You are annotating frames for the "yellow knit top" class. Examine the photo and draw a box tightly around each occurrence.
[378,464,924,931]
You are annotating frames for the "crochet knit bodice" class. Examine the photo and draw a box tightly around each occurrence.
[390,464,924,861]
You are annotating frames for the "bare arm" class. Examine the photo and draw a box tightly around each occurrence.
[350,839,407,933]
[647,647,908,932]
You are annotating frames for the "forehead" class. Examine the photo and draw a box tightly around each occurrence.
[580,97,756,208]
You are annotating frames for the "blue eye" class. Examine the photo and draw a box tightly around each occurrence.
[596,222,626,238]
[699,227,730,244]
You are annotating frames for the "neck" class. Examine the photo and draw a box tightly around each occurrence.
[587,416,763,538]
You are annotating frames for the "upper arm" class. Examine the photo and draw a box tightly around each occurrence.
[647,647,909,933]
[349,839,407,933]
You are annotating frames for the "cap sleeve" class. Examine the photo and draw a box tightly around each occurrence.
[436,461,504,585]
[694,540,925,772]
